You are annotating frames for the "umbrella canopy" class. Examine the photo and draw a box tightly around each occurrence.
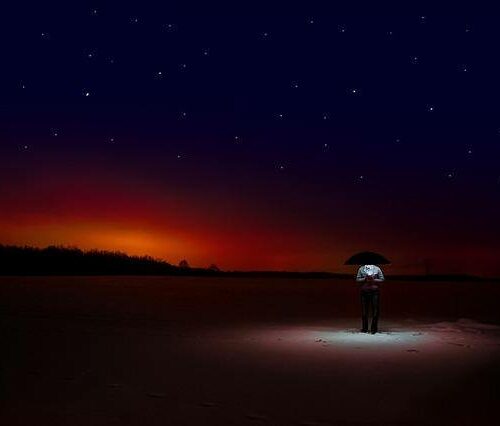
[344,251,391,265]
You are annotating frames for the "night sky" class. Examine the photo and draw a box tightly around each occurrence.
[1,4,499,275]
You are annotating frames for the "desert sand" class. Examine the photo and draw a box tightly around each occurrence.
[1,276,500,425]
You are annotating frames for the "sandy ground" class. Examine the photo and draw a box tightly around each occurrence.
[1,276,500,425]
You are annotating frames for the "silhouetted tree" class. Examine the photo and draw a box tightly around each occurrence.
[179,259,190,269]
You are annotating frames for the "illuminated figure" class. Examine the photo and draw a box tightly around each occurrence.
[356,264,385,334]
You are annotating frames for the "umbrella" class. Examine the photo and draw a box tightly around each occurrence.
[344,251,391,265]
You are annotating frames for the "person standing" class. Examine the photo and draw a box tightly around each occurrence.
[356,264,385,334]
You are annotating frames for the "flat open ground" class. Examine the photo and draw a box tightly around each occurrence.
[1,276,500,425]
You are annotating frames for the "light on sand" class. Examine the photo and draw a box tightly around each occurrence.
[206,324,441,357]
[260,326,435,349]
[315,330,429,346]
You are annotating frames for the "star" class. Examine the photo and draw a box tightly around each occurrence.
[349,88,360,95]
[276,113,284,119]
[395,137,401,143]
[446,171,455,179]
[21,144,30,151]
[291,81,299,89]
[82,90,91,97]
[419,16,427,24]
[41,32,50,40]
[307,18,315,25]
[202,48,210,57]
[179,63,187,71]
[322,143,330,151]
[458,64,469,73]
[410,56,419,65]
[50,128,59,137]
[338,24,347,33]
[91,9,98,16]
[155,71,165,79]
[234,136,241,143]
[109,137,115,143]
[179,111,187,119]
[426,104,435,112]
[277,163,286,171]
[177,154,182,159]
[322,113,330,120]
[130,17,139,24]
[260,31,270,39]
[20,81,26,89]
[164,23,177,32]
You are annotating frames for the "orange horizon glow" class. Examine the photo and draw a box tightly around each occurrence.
[1,158,499,276]
[2,217,498,276]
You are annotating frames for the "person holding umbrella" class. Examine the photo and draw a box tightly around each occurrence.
[344,252,389,334]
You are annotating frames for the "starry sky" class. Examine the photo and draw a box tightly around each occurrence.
[1,4,499,275]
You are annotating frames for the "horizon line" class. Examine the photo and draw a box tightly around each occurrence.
[1,243,498,280]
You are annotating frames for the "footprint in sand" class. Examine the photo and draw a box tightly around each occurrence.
[245,413,269,422]
[146,392,167,398]
[107,383,124,388]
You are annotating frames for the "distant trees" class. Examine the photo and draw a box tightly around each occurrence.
[0,244,173,275]
[177,260,222,272]
[0,245,482,279]
[0,245,221,276]
[179,259,190,269]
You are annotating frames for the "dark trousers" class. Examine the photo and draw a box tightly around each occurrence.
[360,290,380,332]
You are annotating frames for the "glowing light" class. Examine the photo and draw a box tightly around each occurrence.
[313,329,429,346]
[198,323,493,358]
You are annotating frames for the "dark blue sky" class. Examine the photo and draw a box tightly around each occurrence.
[1,3,499,274]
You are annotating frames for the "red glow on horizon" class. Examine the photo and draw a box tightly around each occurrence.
[1,159,498,275]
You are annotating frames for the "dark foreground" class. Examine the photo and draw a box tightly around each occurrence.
[1,276,500,425]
